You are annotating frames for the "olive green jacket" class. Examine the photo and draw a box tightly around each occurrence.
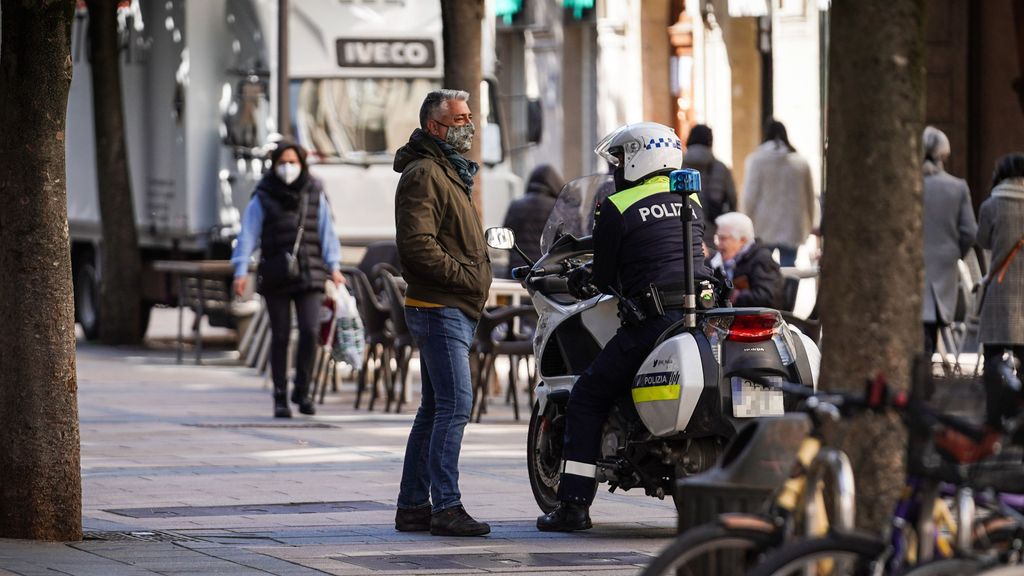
[393,129,491,320]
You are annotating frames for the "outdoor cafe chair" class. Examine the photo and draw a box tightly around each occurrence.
[339,265,393,411]
[471,304,538,423]
[372,264,416,413]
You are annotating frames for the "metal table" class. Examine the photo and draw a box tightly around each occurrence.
[152,260,236,364]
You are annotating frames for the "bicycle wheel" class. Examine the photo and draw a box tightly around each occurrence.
[747,532,887,576]
[899,558,990,576]
[640,517,781,576]
[971,566,1024,576]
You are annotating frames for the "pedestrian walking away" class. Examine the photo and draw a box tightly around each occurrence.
[977,152,1024,422]
[502,164,564,273]
[537,122,714,532]
[682,124,737,249]
[740,119,816,267]
[393,89,492,537]
[231,140,345,418]
[920,125,977,356]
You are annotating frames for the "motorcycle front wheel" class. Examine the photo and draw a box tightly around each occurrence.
[527,399,565,513]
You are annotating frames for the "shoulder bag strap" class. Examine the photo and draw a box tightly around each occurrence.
[995,236,1024,284]
[290,189,310,259]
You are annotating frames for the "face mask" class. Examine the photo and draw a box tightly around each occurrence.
[441,122,475,154]
[275,163,301,185]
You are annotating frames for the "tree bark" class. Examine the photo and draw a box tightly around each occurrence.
[821,0,926,531]
[0,0,82,541]
[441,0,485,212]
[86,0,143,344]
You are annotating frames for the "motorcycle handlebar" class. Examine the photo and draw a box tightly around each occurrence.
[527,276,570,293]
[532,262,569,277]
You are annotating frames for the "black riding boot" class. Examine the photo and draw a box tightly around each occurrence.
[536,501,592,532]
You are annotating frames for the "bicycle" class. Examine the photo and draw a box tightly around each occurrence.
[747,355,1024,576]
[639,378,883,576]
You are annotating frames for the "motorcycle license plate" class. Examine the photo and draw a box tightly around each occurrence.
[731,377,784,418]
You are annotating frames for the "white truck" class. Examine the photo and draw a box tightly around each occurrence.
[67,0,520,338]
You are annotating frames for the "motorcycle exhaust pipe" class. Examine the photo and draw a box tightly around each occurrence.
[670,169,702,328]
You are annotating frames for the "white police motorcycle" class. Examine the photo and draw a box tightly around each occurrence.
[485,169,820,512]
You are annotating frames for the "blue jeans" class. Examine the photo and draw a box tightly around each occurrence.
[770,245,798,267]
[397,306,477,513]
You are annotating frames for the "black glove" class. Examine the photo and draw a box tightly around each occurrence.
[567,265,599,300]
[711,266,733,306]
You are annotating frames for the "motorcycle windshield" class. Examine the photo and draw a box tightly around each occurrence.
[539,174,615,254]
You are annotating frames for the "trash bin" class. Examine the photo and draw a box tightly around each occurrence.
[674,414,812,533]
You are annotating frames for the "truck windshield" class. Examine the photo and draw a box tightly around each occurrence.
[293,77,439,164]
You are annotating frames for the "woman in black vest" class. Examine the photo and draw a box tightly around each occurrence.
[231,141,344,417]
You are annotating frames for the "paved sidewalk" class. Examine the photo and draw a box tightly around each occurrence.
[0,311,677,575]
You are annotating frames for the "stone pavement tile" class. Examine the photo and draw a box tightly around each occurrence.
[198,547,332,576]
[261,536,381,546]
[136,565,268,569]
[0,545,160,576]
[0,560,55,576]
[73,543,188,557]
[83,516,145,532]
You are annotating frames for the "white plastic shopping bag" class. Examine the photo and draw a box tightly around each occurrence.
[332,284,365,367]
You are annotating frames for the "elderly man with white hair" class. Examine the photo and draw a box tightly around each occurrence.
[710,212,784,308]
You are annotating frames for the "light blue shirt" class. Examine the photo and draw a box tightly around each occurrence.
[231,191,343,278]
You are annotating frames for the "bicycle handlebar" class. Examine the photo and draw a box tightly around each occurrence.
[773,378,988,443]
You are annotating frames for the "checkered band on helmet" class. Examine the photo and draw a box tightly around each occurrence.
[645,137,683,150]
[595,122,683,183]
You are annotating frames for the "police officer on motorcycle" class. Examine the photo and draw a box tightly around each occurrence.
[537,122,715,532]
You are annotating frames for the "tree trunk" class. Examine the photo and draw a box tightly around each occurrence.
[86,0,143,344]
[0,0,82,541]
[820,0,926,531]
[441,0,485,212]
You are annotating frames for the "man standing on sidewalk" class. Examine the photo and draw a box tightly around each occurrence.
[392,89,492,537]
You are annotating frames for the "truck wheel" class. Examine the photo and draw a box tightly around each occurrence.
[74,256,100,340]
[527,399,565,513]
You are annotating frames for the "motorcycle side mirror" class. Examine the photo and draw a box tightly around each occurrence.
[485,227,516,250]
[486,226,536,267]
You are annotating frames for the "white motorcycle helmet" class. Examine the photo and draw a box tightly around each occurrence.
[595,122,683,184]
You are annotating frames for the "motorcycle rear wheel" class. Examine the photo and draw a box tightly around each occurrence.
[527,400,565,513]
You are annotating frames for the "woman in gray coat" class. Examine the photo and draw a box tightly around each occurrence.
[741,120,816,266]
[921,126,977,355]
[977,153,1024,381]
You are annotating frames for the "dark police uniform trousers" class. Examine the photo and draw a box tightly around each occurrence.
[557,309,685,504]
[556,174,709,505]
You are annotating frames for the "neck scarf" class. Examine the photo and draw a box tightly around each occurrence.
[434,136,479,192]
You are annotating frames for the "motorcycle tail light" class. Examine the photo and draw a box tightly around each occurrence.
[726,313,780,342]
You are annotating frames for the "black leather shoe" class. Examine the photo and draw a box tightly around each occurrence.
[395,505,432,532]
[291,391,316,415]
[430,505,490,536]
[274,398,292,419]
[536,502,592,532]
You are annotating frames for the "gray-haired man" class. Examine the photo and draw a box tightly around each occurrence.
[392,89,492,537]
